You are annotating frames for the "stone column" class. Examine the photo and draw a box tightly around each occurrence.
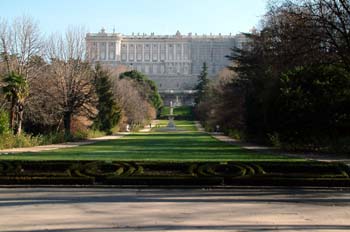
[134,43,137,63]
[126,43,129,62]
[165,43,168,61]
[97,42,100,61]
[158,43,160,63]
[181,43,184,61]
[106,41,109,61]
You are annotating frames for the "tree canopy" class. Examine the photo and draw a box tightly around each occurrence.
[119,70,163,110]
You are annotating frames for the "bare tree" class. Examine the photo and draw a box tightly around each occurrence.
[112,77,155,130]
[272,0,350,68]
[24,58,63,133]
[46,27,97,135]
[0,15,43,78]
[308,0,350,68]
[0,16,43,134]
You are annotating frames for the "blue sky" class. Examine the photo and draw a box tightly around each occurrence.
[0,0,267,36]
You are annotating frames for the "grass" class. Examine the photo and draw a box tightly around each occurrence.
[154,120,198,131]
[1,120,349,186]
[159,106,194,119]
[0,120,301,162]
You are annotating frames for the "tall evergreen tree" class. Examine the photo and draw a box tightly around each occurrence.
[194,62,209,105]
[93,64,121,134]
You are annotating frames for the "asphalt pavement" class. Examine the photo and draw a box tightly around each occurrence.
[0,187,350,232]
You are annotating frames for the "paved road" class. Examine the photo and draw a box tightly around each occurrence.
[0,187,350,232]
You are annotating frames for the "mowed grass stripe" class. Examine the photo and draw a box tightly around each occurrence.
[0,127,302,161]
[153,120,197,131]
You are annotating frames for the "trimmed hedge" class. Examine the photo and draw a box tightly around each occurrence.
[0,160,349,186]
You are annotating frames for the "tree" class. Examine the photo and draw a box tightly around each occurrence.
[119,70,163,110]
[112,77,156,129]
[93,64,121,134]
[23,57,64,134]
[194,62,209,105]
[195,68,245,135]
[2,71,29,134]
[46,27,97,136]
[298,0,350,69]
[276,64,350,147]
[0,16,43,134]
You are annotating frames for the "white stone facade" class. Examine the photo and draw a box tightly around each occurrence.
[86,29,247,92]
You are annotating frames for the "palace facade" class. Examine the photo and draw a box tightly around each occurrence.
[85,29,247,104]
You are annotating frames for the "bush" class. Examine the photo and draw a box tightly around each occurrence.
[330,137,350,154]
[0,160,349,186]
[0,110,10,135]
[0,129,107,150]
[70,129,106,141]
[267,132,281,148]
[228,128,245,140]
[275,65,350,151]
[40,132,66,145]
[0,133,42,150]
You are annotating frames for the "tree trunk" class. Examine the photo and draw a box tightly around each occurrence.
[16,104,24,135]
[9,98,16,133]
[63,112,72,137]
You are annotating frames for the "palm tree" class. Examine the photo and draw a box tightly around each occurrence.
[2,71,29,134]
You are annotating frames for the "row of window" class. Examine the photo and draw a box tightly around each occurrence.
[120,43,189,62]
[132,63,191,75]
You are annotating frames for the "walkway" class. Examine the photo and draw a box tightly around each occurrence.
[0,187,349,232]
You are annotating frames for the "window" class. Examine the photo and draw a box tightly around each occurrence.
[99,42,106,60]
[144,44,150,61]
[136,44,143,61]
[176,44,181,60]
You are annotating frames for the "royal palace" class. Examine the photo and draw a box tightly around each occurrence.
[86,29,247,104]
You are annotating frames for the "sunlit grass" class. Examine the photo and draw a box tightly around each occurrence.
[0,120,303,162]
[153,120,197,131]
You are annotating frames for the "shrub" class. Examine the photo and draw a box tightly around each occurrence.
[0,133,42,150]
[71,129,106,141]
[228,128,245,140]
[40,132,66,145]
[0,110,10,135]
[276,65,350,150]
[267,132,281,148]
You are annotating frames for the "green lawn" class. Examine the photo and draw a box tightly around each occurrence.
[160,106,194,119]
[2,120,349,187]
[0,120,301,162]
[154,120,198,131]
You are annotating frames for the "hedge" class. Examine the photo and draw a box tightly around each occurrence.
[0,160,349,186]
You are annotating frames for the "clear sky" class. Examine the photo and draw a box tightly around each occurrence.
[0,0,267,36]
